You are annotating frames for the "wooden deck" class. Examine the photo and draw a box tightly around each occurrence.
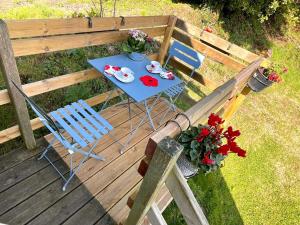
[0,98,176,225]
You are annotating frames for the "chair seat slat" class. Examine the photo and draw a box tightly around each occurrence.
[71,102,108,135]
[50,111,87,148]
[78,100,113,130]
[65,105,102,139]
[58,108,95,144]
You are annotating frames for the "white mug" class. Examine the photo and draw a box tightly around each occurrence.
[150,61,161,71]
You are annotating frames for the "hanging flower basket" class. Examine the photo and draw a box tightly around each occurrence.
[248,63,286,92]
[177,113,246,178]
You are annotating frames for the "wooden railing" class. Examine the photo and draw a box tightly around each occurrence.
[0,16,170,148]
[124,58,263,225]
[0,15,260,151]
[0,14,263,225]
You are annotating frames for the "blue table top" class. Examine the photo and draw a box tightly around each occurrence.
[88,54,183,103]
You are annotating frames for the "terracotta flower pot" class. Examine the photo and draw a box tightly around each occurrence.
[248,68,273,92]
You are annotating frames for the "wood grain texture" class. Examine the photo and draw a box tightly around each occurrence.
[0,69,100,105]
[175,18,260,63]
[12,27,166,56]
[147,203,168,225]
[169,57,217,90]
[172,29,246,71]
[0,53,158,144]
[166,166,209,225]
[6,16,170,39]
[158,15,177,64]
[222,86,251,123]
[0,54,157,106]
[0,20,36,149]
[0,90,120,144]
[125,137,183,225]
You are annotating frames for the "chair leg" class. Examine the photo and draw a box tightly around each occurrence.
[38,137,56,160]
[62,141,103,191]
[159,97,177,125]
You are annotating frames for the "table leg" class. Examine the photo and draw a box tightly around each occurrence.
[100,87,117,112]
[119,94,161,154]
[128,96,133,133]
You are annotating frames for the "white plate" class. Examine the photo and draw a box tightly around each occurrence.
[104,65,121,76]
[114,67,135,83]
[146,65,163,74]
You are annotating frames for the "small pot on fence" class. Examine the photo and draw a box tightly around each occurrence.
[127,52,145,61]
[177,153,199,179]
[248,68,273,92]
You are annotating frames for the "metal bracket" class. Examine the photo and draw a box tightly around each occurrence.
[120,16,125,26]
[165,119,182,134]
[175,113,191,130]
[87,17,93,28]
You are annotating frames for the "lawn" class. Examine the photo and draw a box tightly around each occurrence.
[0,1,299,225]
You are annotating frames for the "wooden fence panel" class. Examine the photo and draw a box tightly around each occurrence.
[0,69,99,105]
[175,18,259,63]
[0,89,120,144]
[6,16,170,39]
[0,20,36,149]
[172,29,246,71]
[12,27,166,56]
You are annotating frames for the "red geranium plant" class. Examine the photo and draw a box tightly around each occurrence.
[178,113,246,173]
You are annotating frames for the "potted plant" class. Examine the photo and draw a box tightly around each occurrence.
[122,29,153,61]
[177,113,246,178]
[248,62,287,92]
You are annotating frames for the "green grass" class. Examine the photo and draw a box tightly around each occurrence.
[0,1,299,225]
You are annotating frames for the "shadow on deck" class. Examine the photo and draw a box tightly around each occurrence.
[0,98,177,225]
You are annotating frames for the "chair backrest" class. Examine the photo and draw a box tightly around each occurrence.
[10,80,65,142]
[164,41,205,71]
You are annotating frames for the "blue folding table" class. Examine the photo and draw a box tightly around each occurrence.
[88,54,183,152]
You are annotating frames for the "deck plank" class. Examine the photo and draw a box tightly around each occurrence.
[0,99,176,225]
[0,103,135,195]
[26,103,174,225]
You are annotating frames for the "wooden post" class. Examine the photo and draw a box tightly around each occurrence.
[147,203,168,225]
[0,20,36,149]
[222,86,251,123]
[158,15,177,64]
[166,166,209,225]
[125,136,183,225]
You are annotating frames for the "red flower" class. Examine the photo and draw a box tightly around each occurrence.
[237,149,246,157]
[268,72,281,83]
[112,66,121,71]
[283,67,288,73]
[140,75,158,87]
[201,128,210,136]
[228,141,246,157]
[202,151,215,165]
[217,145,230,155]
[208,113,224,127]
[204,27,213,33]
[224,126,240,141]
[195,128,210,143]
[146,36,153,43]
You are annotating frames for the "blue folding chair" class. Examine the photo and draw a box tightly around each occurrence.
[11,81,116,191]
[160,41,205,124]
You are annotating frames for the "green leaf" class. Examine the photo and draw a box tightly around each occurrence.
[191,140,200,150]
[190,149,198,161]
[178,133,193,142]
